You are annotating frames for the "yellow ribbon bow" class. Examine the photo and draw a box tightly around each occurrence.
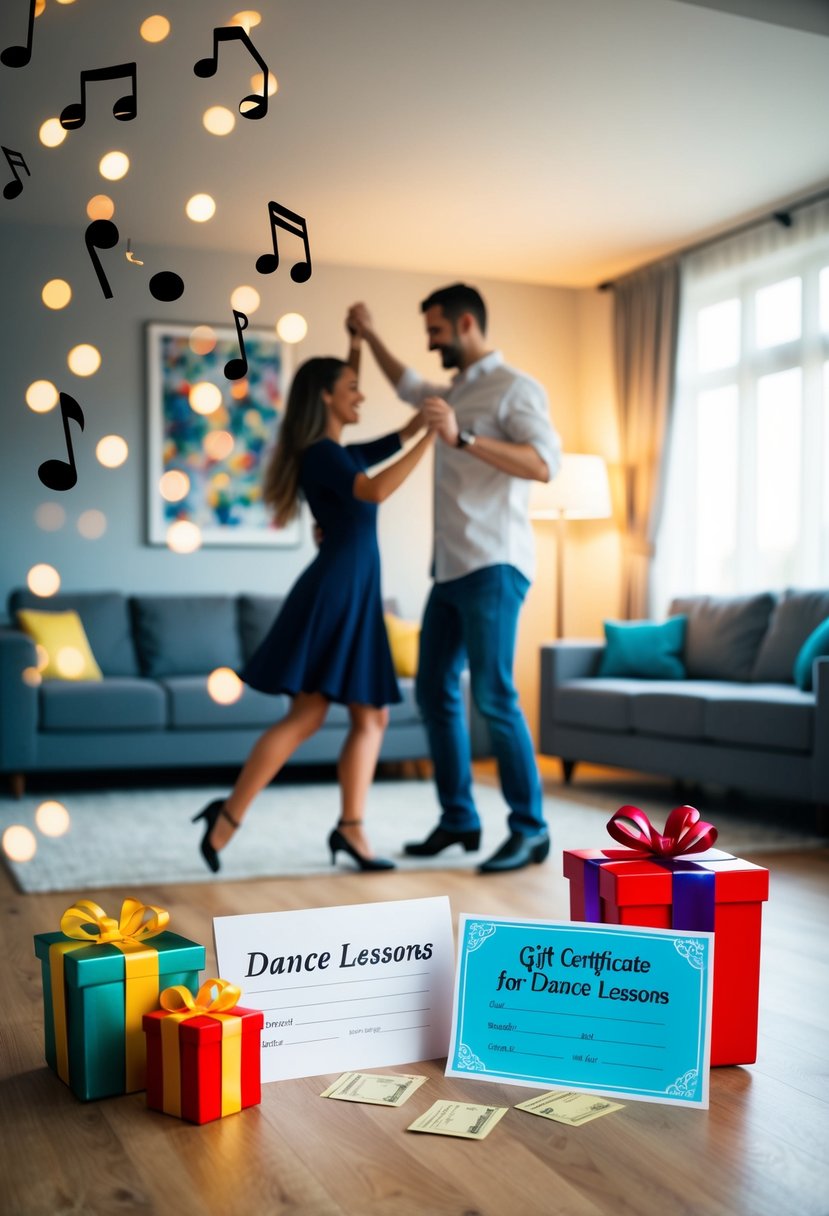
[49,897,170,1089]
[158,979,244,1119]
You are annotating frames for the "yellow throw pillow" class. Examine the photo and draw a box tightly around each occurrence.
[17,609,103,681]
[384,612,420,678]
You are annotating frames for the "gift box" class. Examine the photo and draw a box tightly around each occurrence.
[563,805,769,1068]
[34,898,205,1101]
[143,979,264,1123]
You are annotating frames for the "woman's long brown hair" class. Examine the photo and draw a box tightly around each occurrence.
[262,356,347,525]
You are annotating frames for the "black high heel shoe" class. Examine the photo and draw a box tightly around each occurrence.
[192,800,240,873]
[328,820,396,872]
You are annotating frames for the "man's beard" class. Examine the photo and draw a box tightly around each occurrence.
[438,341,462,369]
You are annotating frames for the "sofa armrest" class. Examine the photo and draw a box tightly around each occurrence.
[814,657,829,802]
[0,627,38,771]
[539,642,605,755]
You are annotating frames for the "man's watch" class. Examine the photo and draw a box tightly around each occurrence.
[456,428,477,449]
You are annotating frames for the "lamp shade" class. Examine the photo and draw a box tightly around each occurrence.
[530,453,612,520]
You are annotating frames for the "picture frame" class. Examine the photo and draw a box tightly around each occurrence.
[146,321,300,546]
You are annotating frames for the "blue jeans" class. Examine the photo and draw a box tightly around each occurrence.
[415,564,546,837]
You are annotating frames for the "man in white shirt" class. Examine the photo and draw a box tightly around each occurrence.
[347,285,561,873]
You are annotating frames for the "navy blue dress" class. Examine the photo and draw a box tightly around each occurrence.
[242,433,403,707]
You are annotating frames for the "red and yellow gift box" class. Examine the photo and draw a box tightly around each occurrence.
[143,979,264,1123]
[33,898,205,1101]
[563,805,769,1068]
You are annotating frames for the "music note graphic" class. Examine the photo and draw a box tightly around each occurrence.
[193,27,269,119]
[38,392,85,492]
[224,310,250,380]
[85,218,120,298]
[1,0,35,69]
[60,62,138,131]
[255,201,312,282]
[84,218,185,302]
[2,146,30,199]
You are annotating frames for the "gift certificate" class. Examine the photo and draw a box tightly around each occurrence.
[446,916,713,1108]
[214,896,455,1083]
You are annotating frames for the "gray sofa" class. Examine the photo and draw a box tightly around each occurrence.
[540,590,829,816]
[0,590,432,795]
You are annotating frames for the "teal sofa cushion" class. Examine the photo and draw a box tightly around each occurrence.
[793,618,829,691]
[598,616,687,680]
[130,595,242,678]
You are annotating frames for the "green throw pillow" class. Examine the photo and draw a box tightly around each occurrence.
[793,618,829,691]
[598,616,687,680]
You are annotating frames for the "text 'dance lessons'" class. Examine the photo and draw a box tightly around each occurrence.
[214,896,455,1082]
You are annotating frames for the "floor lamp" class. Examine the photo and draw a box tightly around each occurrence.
[530,454,612,639]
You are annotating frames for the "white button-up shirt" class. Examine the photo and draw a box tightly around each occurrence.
[396,351,561,583]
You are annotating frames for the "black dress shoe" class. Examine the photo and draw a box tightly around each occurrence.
[328,824,396,872]
[478,831,550,874]
[404,825,481,857]
[192,799,239,874]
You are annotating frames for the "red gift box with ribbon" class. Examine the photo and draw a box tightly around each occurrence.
[143,979,264,1123]
[563,805,769,1067]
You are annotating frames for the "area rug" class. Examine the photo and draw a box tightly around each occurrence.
[1,776,823,894]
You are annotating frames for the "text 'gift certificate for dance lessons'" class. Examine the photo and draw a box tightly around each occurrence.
[446,916,714,1108]
[214,897,455,1082]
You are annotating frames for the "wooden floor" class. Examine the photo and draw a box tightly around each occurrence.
[1,777,828,1216]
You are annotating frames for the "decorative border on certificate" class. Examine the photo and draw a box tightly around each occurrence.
[446,916,713,1109]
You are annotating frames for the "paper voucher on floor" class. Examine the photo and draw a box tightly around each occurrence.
[213,896,455,1083]
[407,1100,508,1140]
[445,916,714,1109]
[320,1071,427,1106]
[515,1090,624,1125]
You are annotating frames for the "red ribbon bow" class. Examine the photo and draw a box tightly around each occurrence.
[605,804,718,858]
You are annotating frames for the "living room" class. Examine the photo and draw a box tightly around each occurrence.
[1,2,827,1214]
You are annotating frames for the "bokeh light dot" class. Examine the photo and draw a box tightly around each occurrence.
[35,502,66,531]
[276,312,308,343]
[27,564,61,597]
[167,520,202,554]
[230,380,249,400]
[185,194,216,223]
[159,470,190,502]
[35,801,71,837]
[35,644,50,671]
[26,380,59,412]
[35,0,46,15]
[22,667,42,688]
[39,118,67,148]
[230,11,261,33]
[230,285,260,314]
[77,509,107,539]
[67,344,101,376]
[96,435,129,468]
[189,381,223,414]
[250,70,278,97]
[42,279,72,310]
[203,106,235,136]
[99,151,130,181]
[207,667,243,705]
[140,14,171,42]
[87,194,115,221]
[56,646,85,678]
[3,826,37,863]
[203,430,235,460]
[189,325,217,355]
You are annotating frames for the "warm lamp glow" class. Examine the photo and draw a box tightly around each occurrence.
[2,826,37,863]
[35,801,71,837]
[140,15,171,42]
[77,509,107,539]
[27,563,61,597]
[96,435,128,468]
[159,470,190,502]
[166,520,202,554]
[203,106,235,135]
[276,312,308,343]
[185,193,216,222]
[67,344,101,376]
[26,380,59,412]
[39,118,67,148]
[189,382,222,415]
[87,194,115,220]
[42,279,72,309]
[231,285,260,314]
[99,151,130,181]
[207,667,243,704]
[530,454,612,520]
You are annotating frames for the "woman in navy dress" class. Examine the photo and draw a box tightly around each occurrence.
[194,342,434,873]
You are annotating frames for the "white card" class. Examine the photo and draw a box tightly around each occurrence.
[213,896,455,1083]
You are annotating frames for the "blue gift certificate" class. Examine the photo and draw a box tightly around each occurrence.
[446,916,714,1108]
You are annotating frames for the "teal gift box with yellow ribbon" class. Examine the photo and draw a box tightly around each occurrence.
[33,898,205,1101]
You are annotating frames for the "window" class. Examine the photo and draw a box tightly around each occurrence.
[652,215,829,612]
